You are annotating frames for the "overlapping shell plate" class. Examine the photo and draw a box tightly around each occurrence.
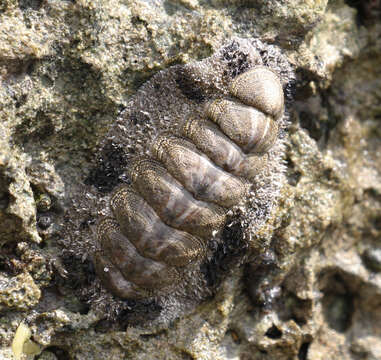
[66,38,294,320]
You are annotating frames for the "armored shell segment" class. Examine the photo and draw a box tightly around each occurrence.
[110,187,204,266]
[93,252,148,299]
[182,117,246,174]
[230,66,284,120]
[97,218,177,289]
[87,38,294,306]
[236,153,271,182]
[151,134,247,208]
[206,99,278,154]
[129,157,226,239]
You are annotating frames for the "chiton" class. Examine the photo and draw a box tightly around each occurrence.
[65,38,294,319]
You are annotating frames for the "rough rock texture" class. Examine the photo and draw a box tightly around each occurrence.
[0,0,381,359]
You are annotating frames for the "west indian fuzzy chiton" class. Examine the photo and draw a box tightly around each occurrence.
[64,38,295,322]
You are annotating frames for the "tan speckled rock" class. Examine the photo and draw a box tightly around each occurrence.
[0,0,380,359]
[0,272,40,311]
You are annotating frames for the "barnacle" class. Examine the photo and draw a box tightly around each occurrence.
[66,38,294,319]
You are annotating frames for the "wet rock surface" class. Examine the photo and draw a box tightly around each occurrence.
[1,0,381,359]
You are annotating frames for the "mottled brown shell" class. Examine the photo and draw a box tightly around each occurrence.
[92,62,286,300]
[230,66,284,120]
[206,99,279,154]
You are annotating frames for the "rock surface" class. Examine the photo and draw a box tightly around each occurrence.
[0,0,381,359]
